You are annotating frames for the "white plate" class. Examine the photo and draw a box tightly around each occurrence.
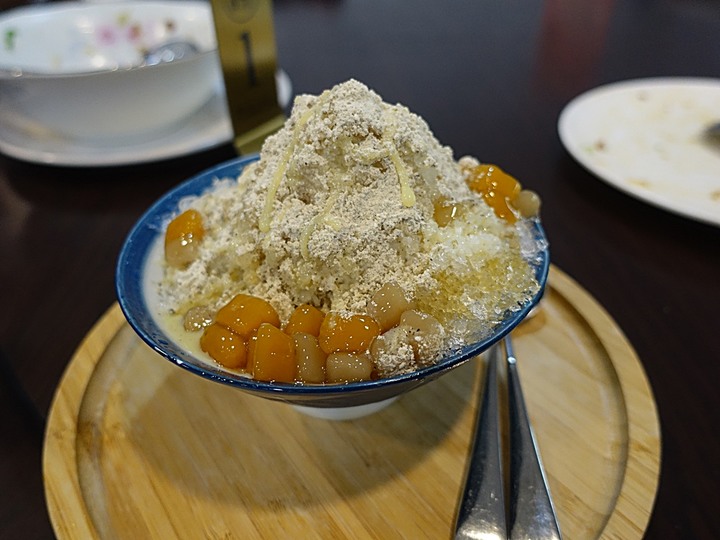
[558,77,720,227]
[0,70,292,167]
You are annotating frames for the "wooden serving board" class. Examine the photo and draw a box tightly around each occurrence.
[43,266,660,539]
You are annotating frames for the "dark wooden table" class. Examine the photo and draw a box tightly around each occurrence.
[2,0,719,538]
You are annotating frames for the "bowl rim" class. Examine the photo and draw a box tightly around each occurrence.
[0,0,216,79]
[116,155,550,398]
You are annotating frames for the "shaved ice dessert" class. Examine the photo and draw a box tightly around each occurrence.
[156,79,545,384]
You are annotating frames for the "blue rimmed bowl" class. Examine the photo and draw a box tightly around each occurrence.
[116,155,549,419]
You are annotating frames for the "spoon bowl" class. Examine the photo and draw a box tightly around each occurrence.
[143,40,200,67]
[704,122,720,144]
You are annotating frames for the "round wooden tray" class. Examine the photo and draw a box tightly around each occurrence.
[43,266,661,539]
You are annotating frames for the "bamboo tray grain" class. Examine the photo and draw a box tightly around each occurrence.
[43,266,661,539]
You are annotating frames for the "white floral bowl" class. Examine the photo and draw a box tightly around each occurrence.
[0,1,219,140]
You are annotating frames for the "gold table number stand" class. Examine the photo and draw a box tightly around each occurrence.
[209,0,285,155]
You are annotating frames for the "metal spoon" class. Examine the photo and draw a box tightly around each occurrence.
[454,339,507,540]
[506,336,561,539]
[142,40,199,66]
[455,335,561,540]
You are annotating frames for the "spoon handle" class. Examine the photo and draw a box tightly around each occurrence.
[505,336,562,539]
[454,345,507,539]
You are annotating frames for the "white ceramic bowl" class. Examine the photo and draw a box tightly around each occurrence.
[0,1,219,140]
